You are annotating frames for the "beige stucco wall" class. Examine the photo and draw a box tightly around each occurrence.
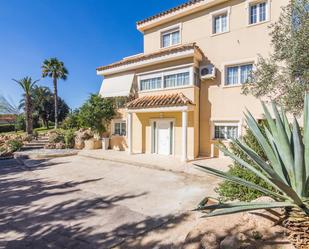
[103,0,290,159]
[142,0,289,157]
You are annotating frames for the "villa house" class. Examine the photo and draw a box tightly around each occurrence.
[97,0,289,161]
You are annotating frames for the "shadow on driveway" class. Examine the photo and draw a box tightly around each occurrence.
[0,159,191,249]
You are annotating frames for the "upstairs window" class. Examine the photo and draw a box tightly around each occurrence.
[140,77,162,91]
[161,27,180,48]
[249,2,267,24]
[226,64,253,86]
[164,72,190,88]
[213,13,228,34]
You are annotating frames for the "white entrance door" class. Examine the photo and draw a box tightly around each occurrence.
[157,121,171,155]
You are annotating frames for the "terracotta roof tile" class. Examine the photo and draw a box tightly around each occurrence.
[126,93,194,109]
[96,43,203,72]
[137,0,205,26]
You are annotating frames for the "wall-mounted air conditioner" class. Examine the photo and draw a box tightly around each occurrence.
[200,64,216,80]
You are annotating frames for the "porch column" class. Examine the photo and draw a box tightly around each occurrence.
[182,110,188,162]
[128,112,133,154]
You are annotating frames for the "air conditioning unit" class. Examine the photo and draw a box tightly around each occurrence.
[200,64,216,80]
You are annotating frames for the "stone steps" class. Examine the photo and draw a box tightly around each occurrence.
[21,136,49,151]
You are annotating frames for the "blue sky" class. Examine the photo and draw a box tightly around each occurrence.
[0,0,186,109]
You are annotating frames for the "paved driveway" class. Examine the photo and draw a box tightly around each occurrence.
[0,156,220,249]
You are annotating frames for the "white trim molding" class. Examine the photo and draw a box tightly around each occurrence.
[97,48,201,76]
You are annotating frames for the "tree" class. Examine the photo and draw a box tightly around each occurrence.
[242,0,309,114]
[19,86,69,128]
[42,58,68,129]
[78,94,115,136]
[196,95,309,248]
[13,77,38,134]
[31,86,52,128]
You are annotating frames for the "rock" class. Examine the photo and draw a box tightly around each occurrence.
[55,142,65,149]
[201,233,219,249]
[220,233,250,249]
[84,138,102,150]
[74,129,94,150]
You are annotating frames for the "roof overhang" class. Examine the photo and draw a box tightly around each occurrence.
[99,73,135,98]
[137,0,229,32]
[127,105,194,113]
[97,44,203,76]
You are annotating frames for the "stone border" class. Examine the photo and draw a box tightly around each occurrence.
[14,149,79,160]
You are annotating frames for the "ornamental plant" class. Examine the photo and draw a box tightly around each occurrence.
[196,94,309,248]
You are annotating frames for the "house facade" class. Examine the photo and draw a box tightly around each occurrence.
[97,0,289,161]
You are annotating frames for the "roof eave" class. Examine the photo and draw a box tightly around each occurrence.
[97,46,203,76]
[137,0,229,32]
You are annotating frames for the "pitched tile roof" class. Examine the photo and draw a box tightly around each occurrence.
[126,93,194,109]
[137,0,205,26]
[96,43,203,72]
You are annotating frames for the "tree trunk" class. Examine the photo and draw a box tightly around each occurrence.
[25,95,33,135]
[283,207,309,249]
[53,77,58,129]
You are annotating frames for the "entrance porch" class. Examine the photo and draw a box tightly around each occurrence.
[126,93,198,162]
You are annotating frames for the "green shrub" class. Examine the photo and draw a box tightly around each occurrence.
[64,129,76,149]
[61,111,80,130]
[0,124,15,133]
[216,121,275,202]
[7,139,23,152]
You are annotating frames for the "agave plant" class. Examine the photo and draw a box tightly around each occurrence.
[196,94,309,248]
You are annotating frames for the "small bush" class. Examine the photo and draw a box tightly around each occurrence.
[0,124,15,133]
[64,129,76,149]
[62,111,80,130]
[48,130,65,143]
[216,121,275,202]
[7,139,23,152]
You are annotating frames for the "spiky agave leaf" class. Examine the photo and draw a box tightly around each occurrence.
[195,94,309,216]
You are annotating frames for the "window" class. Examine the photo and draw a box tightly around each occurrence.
[139,67,193,91]
[140,77,162,91]
[249,2,267,24]
[213,13,228,34]
[161,28,180,48]
[114,121,126,136]
[214,124,239,139]
[226,64,253,86]
[164,72,190,88]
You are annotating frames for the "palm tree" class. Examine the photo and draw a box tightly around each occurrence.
[13,77,39,134]
[41,58,68,129]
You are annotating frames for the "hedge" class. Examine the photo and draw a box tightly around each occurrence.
[0,124,15,133]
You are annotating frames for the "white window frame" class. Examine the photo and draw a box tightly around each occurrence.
[222,59,255,87]
[160,24,182,48]
[211,7,231,35]
[112,119,127,136]
[247,0,270,26]
[137,66,194,93]
[212,121,242,140]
